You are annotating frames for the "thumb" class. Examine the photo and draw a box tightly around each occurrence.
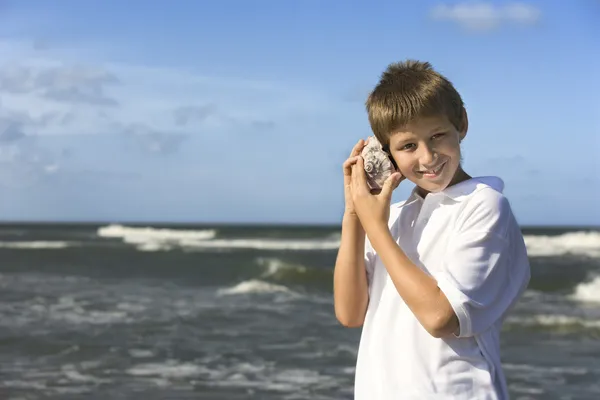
[381,172,402,198]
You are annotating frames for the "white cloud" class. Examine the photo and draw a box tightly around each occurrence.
[0,38,337,183]
[0,39,332,139]
[430,2,541,31]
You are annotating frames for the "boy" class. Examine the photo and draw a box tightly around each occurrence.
[334,60,530,399]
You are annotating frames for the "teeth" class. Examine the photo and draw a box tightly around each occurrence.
[423,164,443,174]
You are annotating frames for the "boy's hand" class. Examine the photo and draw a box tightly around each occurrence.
[351,156,403,232]
[343,139,367,217]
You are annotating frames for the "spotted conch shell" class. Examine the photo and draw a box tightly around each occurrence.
[361,136,396,190]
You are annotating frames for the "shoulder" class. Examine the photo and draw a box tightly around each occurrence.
[454,178,515,236]
[463,184,511,217]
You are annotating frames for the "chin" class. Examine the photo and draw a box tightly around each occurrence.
[415,177,453,194]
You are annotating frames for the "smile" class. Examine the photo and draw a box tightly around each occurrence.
[419,162,446,178]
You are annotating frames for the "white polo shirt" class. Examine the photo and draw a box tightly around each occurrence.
[354,176,530,400]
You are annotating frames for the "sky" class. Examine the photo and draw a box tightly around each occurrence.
[0,0,598,226]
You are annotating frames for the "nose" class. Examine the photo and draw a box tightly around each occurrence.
[418,143,436,166]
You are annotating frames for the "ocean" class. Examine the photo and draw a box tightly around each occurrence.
[0,223,599,400]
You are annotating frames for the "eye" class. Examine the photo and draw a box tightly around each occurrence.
[432,133,446,140]
[400,143,416,151]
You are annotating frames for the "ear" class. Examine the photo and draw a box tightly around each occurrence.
[459,107,468,141]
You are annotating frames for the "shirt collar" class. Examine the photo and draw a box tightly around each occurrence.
[399,176,505,206]
[441,176,504,201]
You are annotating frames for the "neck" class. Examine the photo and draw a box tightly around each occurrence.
[448,165,471,188]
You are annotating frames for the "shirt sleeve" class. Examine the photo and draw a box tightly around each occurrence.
[435,195,530,338]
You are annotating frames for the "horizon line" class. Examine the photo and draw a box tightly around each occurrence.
[0,220,598,230]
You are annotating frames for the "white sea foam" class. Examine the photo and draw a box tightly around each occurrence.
[186,230,595,254]
[571,276,600,303]
[98,224,216,241]
[257,257,308,277]
[506,314,600,328]
[97,224,216,251]
[126,360,204,379]
[61,364,110,384]
[128,349,154,358]
[97,224,340,251]
[181,238,340,251]
[0,241,72,249]
[217,279,292,295]
[524,231,600,258]
[97,224,599,255]
[195,357,344,395]
[504,363,589,376]
[22,296,136,326]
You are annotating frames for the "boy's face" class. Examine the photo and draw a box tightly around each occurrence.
[387,113,467,195]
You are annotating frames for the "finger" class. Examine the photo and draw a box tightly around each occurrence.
[380,172,403,199]
[343,156,360,176]
[354,156,367,180]
[349,139,366,157]
[343,155,360,170]
[351,156,369,192]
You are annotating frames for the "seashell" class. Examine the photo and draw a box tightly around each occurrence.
[360,136,396,190]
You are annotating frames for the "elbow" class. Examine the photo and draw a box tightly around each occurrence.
[424,312,459,339]
[427,326,451,339]
[333,293,368,328]
[335,310,365,328]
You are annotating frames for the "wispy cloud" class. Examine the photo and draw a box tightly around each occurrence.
[430,2,541,31]
[0,38,336,185]
[121,124,189,155]
[173,104,218,127]
[0,64,120,106]
[0,38,331,139]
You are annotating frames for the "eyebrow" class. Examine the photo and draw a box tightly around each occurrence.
[429,126,445,133]
[394,132,415,141]
[392,127,447,146]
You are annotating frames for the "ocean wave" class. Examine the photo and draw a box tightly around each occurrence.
[217,280,293,295]
[210,258,336,296]
[503,363,589,376]
[0,241,73,249]
[182,238,340,251]
[97,224,217,251]
[259,257,309,278]
[570,276,600,303]
[524,231,600,258]
[127,360,203,379]
[97,224,340,252]
[505,314,600,329]
[192,356,347,395]
[95,225,599,256]
[257,257,333,285]
[98,224,217,241]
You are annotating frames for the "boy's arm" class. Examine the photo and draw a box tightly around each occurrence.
[333,213,370,328]
[366,226,458,338]
[349,159,458,338]
[363,193,529,339]
[351,159,528,339]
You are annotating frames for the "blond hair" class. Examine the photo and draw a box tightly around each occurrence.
[366,60,465,147]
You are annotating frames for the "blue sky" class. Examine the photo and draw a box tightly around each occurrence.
[0,0,598,225]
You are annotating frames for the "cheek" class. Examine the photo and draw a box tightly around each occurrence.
[391,154,414,175]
